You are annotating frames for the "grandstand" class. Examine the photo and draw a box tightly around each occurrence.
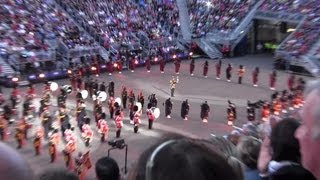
[1,0,320,86]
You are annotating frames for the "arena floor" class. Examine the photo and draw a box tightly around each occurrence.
[1,54,314,179]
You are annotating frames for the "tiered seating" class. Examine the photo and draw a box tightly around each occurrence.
[260,0,320,58]
[188,0,258,37]
[56,0,180,51]
[0,0,98,73]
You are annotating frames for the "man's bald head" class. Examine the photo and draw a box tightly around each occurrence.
[0,142,34,180]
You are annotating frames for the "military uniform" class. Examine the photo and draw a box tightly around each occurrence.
[137,92,144,110]
[165,98,173,118]
[203,61,209,78]
[121,87,128,109]
[200,102,210,123]
[49,141,56,163]
[115,109,123,138]
[215,60,222,79]
[190,59,195,76]
[181,100,190,120]
[33,136,42,155]
[270,71,277,90]
[237,65,245,84]
[169,77,177,97]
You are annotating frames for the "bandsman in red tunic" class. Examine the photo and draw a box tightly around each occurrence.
[146,103,155,129]
[174,57,181,74]
[117,60,123,74]
[27,84,36,98]
[215,60,222,80]
[159,56,165,74]
[81,119,93,147]
[33,127,44,155]
[261,103,270,122]
[98,113,109,142]
[145,58,151,72]
[115,108,123,138]
[63,140,75,170]
[288,74,295,91]
[130,57,137,72]
[252,67,259,87]
[203,61,209,78]
[190,59,195,76]
[269,70,277,90]
[49,141,57,163]
[133,105,141,133]
[0,115,7,141]
[107,61,114,76]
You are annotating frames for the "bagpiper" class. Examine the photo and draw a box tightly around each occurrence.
[33,127,44,155]
[0,115,7,141]
[63,140,75,170]
[200,101,210,123]
[159,56,165,73]
[226,63,232,82]
[181,99,190,120]
[261,103,270,122]
[174,57,181,74]
[165,98,173,118]
[215,60,222,80]
[269,70,277,90]
[190,59,195,76]
[98,113,109,142]
[252,67,259,87]
[288,74,295,91]
[203,61,209,78]
[145,58,151,73]
[237,65,245,84]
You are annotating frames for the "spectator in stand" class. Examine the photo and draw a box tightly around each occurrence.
[95,156,120,180]
[237,136,262,180]
[295,80,320,180]
[127,134,241,180]
[0,142,34,180]
[258,118,316,180]
[38,167,78,180]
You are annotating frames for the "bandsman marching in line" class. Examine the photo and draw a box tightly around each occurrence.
[146,103,155,129]
[181,99,190,120]
[98,113,109,142]
[280,90,289,113]
[33,127,44,155]
[261,103,270,122]
[133,105,142,133]
[203,61,209,78]
[0,115,7,141]
[159,56,165,73]
[288,74,296,91]
[148,94,158,108]
[63,140,76,170]
[227,101,237,126]
[48,140,56,163]
[270,70,277,90]
[121,86,128,109]
[174,57,181,74]
[252,67,259,87]
[115,107,124,138]
[107,61,114,76]
[15,125,25,149]
[81,118,93,147]
[75,151,92,180]
[108,97,115,119]
[165,98,173,118]
[137,91,145,110]
[200,101,210,123]
[190,58,195,76]
[226,63,232,82]
[145,58,151,72]
[108,81,115,97]
[170,76,177,97]
[117,59,123,74]
[215,60,222,80]
[237,65,245,84]
[130,57,136,72]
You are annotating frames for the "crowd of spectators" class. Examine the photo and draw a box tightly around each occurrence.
[56,0,180,52]
[259,0,320,58]
[188,0,258,37]
[0,0,98,73]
